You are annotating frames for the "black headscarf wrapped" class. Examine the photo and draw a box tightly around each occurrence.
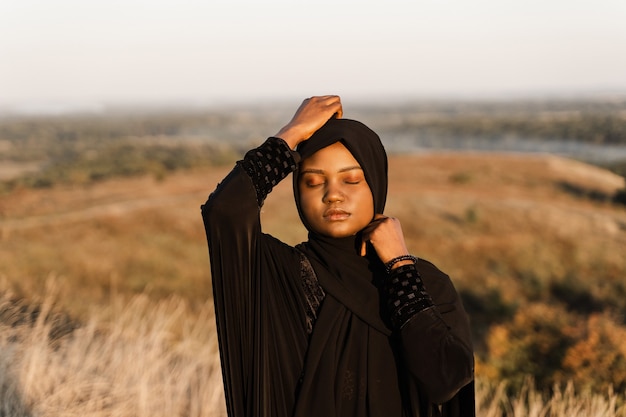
[293,118,413,416]
[294,118,392,333]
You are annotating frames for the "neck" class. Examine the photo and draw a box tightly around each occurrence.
[308,231,360,253]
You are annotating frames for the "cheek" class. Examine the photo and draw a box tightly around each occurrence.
[356,188,375,217]
[298,189,319,219]
[298,186,312,206]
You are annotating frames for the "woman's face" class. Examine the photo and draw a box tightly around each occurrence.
[298,142,374,238]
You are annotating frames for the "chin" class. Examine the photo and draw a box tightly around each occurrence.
[307,217,365,238]
[318,226,359,238]
[325,232,351,239]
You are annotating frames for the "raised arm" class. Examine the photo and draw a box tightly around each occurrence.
[201,137,300,415]
[203,95,343,247]
[200,96,343,417]
[202,95,343,290]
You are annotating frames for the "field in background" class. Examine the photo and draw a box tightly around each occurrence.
[1,100,626,415]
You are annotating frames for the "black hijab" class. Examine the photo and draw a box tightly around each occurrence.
[293,118,412,416]
[294,118,391,333]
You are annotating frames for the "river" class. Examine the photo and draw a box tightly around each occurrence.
[381,133,626,165]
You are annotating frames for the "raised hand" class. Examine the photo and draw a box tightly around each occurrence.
[274,95,343,149]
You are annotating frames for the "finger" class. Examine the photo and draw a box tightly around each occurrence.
[324,97,342,119]
[315,94,340,105]
[360,239,366,256]
[330,97,343,119]
[366,214,388,228]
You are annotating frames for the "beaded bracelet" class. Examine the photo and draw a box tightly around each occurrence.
[384,254,418,274]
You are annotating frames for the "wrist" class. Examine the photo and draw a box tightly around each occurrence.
[391,259,414,269]
[384,254,418,274]
[384,262,434,329]
[274,126,306,149]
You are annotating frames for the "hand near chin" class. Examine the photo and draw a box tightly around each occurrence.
[274,95,343,149]
[360,214,411,264]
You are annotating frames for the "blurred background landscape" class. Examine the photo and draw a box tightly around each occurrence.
[1,99,626,416]
[2,0,626,415]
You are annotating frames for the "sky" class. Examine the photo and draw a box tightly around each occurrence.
[1,0,626,112]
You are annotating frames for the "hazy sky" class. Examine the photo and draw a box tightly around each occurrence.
[2,0,626,111]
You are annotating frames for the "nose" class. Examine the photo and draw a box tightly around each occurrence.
[323,181,345,204]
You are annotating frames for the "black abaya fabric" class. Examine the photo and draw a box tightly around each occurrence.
[202,119,475,417]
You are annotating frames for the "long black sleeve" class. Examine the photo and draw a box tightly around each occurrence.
[201,137,312,417]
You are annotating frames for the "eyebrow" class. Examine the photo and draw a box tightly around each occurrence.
[300,166,363,175]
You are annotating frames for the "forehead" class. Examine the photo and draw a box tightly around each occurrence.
[299,142,361,171]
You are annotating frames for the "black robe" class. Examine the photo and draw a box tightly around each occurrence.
[202,121,474,417]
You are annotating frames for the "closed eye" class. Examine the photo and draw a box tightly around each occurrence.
[343,174,364,185]
[305,181,325,187]
[301,174,326,188]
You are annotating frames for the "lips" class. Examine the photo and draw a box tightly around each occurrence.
[323,208,351,221]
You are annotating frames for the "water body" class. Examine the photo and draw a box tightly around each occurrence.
[382,133,626,165]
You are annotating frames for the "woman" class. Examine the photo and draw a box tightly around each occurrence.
[202,96,475,417]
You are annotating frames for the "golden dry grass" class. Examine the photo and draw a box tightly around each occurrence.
[1,283,624,416]
[0,281,226,417]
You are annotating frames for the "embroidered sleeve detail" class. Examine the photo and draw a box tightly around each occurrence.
[299,252,326,335]
[237,137,298,206]
[385,263,434,330]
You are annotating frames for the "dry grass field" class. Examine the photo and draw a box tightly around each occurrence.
[1,151,626,416]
